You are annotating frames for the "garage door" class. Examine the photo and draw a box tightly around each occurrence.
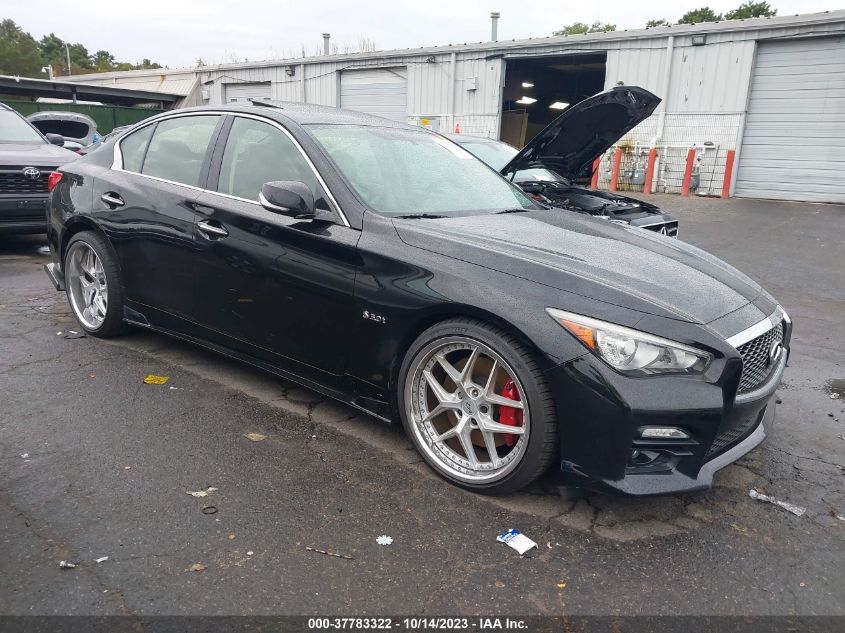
[735,36,845,203]
[224,82,271,104]
[340,68,408,122]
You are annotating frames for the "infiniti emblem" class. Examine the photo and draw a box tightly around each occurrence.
[23,166,41,181]
[768,341,782,366]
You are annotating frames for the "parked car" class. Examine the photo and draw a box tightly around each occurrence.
[447,86,679,236]
[0,103,78,234]
[44,103,789,496]
[98,124,132,144]
[27,111,99,152]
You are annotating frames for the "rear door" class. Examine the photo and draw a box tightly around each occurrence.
[92,114,223,325]
[190,114,361,383]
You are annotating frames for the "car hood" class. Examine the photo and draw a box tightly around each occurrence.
[500,86,661,179]
[393,210,764,325]
[0,142,78,166]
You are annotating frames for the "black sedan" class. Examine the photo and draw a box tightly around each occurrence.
[43,103,790,496]
[446,86,679,237]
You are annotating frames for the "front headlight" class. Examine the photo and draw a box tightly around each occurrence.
[546,308,712,375]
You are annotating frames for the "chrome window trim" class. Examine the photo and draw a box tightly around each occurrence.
[111,109,350,227]
[725,306,786,349]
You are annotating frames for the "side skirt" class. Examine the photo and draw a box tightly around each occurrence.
[123,317,394,425]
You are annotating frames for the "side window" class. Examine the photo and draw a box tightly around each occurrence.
[217,117,318,202]
[141,115,220,187]
[119,124,154,173]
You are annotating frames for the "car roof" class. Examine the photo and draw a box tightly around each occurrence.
[169,102,423,130]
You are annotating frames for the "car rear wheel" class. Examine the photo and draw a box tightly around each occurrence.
[64,231,126,338]
[399,318,557,494]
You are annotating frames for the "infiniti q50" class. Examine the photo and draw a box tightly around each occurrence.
[43,97,790,495]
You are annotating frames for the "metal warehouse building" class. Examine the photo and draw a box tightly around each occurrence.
[68,10,845,203]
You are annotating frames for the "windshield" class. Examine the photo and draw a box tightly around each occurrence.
[0,110,45,143]
[456,139,518,171]
[308,125,534,216]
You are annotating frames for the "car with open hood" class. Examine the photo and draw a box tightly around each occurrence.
[27,111,99,152]
[446,86,679,237]
[43,103,789,496]
[0,103,79,234]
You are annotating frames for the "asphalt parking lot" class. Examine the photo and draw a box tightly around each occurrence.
[1,194,844,616]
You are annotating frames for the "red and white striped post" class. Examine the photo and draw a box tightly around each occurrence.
[590,158,600,189]
[642,148,657,194]
[721,149,736,198]
[609,147,623,192]
[681,148,696,197]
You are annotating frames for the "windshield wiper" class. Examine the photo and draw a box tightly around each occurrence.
[495,208,531,214]
[392,213,448,219]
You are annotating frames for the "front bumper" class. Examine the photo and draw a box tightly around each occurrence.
[0,195,48,233]
[549,341,787,497]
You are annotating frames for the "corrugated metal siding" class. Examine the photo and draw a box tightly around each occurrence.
[668,39,755,112]
[735,36,845,203]
[606,47,666,95]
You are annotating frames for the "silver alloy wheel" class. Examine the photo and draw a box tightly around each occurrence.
[405,336,530,484]
[66,241,108,330]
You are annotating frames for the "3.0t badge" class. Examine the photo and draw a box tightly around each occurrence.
[363,310,386,324]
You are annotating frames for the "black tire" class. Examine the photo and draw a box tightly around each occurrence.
[398,318,558,494]
[63,230,127,338]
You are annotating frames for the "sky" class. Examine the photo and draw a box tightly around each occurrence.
[6,0,840,69]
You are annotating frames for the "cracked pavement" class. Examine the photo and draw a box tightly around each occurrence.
[1,195,843,615]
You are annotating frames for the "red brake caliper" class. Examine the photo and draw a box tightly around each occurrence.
[498,379,523,447]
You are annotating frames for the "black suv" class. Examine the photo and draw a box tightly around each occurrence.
[0,103,78,234]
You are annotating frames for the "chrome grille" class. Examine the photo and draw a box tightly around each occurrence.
[736,321,784,394]
[0,168,54,194]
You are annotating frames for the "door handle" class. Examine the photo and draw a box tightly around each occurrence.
[197,219,229,239]
[186,200,217,215]
[100,192,125,208]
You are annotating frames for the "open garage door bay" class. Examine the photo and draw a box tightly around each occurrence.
[340,68,408,123]
[736,36,845,203]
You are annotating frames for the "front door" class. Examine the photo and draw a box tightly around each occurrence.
[191,115,361,382]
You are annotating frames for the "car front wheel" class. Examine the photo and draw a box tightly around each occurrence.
[399,318,558,494]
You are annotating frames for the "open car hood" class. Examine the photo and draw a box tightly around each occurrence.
[500,86,661,179]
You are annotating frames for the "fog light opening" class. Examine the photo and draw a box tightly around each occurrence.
[638,426,691,440]
[629,449,660,466]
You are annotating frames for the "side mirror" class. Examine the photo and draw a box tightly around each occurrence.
[46,133,65,146]
[259,181,316,219]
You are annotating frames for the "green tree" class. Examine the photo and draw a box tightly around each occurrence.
[67,43,93,70]
[93,50,115,71]
[678,7,722,24]
[136,58,162,70]
[0,19,45,76]
[725,2,777,19]
[553,21,616,36]
[38,33,65,65]
[646,19,669,28]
